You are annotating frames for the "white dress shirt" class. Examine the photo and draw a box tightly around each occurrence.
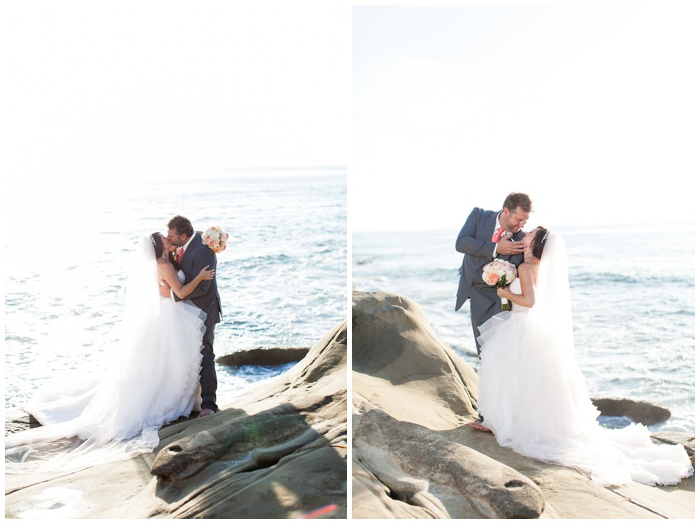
[172,235,196,299]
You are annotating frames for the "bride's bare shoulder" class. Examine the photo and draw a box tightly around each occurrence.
[156,258,174,273]
[518,261,538,279]
[518,260,535,272]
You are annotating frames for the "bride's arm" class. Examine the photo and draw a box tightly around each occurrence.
[160,263,215,299]
[498,265,536,308]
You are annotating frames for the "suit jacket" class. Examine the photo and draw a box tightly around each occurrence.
[455,207,525,311]
[173,232,222,326]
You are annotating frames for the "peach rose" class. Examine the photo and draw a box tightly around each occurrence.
[485,272,500,286]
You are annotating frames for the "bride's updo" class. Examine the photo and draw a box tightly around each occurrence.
[150,233,165,259]
[531,227,549,260]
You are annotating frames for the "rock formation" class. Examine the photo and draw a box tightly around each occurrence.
[351,290,695,519]
[5,322,347,519]
[592,397,671,426]
[216,347,309,367]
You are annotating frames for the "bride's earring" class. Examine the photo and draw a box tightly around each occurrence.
[526,250,533,260]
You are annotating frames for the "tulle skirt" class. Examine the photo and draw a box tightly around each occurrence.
[477,309,693,487]
[6,297,205,471]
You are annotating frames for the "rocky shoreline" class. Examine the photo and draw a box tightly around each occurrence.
[5,291,695,519]
[351,290,694,519]
[5,323,347,519]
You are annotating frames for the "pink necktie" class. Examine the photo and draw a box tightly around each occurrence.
[491,227,504,242]
[177,247,184,263]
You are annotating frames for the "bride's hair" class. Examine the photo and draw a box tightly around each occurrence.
[150,233,165,259]
[532,227,549,260]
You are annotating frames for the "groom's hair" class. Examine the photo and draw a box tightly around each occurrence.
[168,215,194,238]
[503,193,532,213]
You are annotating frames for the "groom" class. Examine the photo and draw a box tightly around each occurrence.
[455,192,531,351]
[167,215,222,418]
[455,193,531,429]
[455,193,532,431]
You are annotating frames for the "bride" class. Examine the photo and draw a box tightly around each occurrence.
[475,227,693,487]
[5,233,214,470]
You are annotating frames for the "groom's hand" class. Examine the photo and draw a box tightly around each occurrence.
[496,238,526,255]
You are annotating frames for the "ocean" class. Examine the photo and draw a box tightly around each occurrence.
[4,169,347,409]
[352,224,695,433]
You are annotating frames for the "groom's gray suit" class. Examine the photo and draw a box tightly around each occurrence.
[173,232,222,412]
[455,207,525,354]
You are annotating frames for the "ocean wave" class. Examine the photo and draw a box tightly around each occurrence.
[570,270,693,287]
[236,253,293,268]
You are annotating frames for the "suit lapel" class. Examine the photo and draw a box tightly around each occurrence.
[180,234,200,276]
[483,210,499,240]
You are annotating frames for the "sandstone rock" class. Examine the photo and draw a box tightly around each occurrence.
[216,347,309,367]
[4,408,41,436]
[592,397,671,425]
[352,291,479,430]
[351,290,695,519]
[352,455,436,519]
[151,394,339,480]
[5,321,348,519]
[353,401,545,519]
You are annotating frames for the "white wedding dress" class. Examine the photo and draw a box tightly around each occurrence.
[476,233,693,487]
[5,237,205,472]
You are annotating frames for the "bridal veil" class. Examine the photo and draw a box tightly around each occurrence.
[6,236,205,472]
[476,232,693,486]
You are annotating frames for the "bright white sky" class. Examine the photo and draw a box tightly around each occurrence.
[1,1,351,245]
[352,2,699,232]
[1,1,350,187]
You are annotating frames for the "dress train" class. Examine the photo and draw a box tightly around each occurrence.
[5,238,206,472]
[475,234,693,487]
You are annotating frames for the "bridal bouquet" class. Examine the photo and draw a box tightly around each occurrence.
[482,259,517,310]
[202,226,229,253]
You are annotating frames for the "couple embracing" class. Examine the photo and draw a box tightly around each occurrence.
[6,215,223,469]
[455,193,692,487]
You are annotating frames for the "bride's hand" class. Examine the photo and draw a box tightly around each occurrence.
[158,279,172,297]
[198,265,215,281]
[497,287,509,298]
